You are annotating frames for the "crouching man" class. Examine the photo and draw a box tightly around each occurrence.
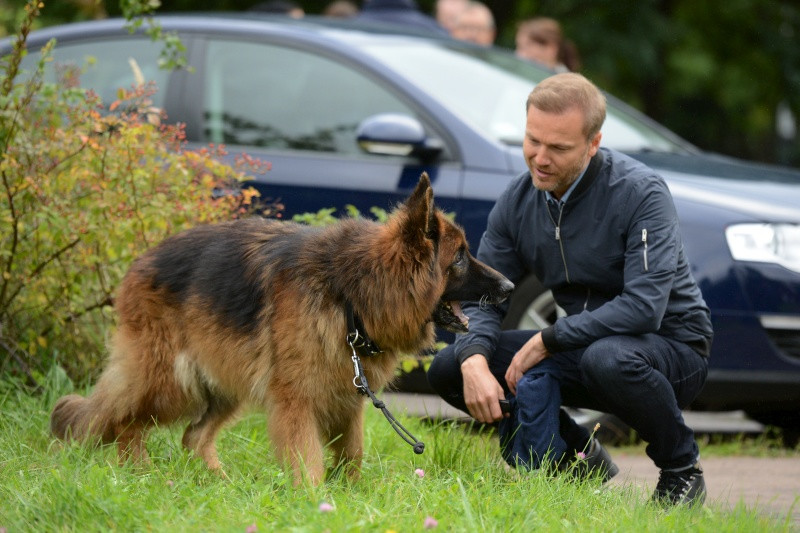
[428,72,712,507]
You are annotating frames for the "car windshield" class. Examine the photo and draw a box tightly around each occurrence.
[359,40,686,153]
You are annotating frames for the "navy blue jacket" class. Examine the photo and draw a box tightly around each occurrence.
[454,147,714,365]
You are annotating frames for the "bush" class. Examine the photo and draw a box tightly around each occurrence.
[0,2,272,385]
[291,204,389,226]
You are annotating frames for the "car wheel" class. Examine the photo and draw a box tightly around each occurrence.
[501,275,634,446]
[502,276,565,330]
[747,411,800,448]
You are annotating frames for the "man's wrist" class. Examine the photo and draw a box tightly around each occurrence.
[540,326,560,353]
[457,344,489,366]
[460,353,487,367]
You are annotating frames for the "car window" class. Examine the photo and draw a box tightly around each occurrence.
[19,38,168,108]
[356,40,685,153]
[201,39,420,155]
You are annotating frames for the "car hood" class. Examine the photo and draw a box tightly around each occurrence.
[627,151,800,223]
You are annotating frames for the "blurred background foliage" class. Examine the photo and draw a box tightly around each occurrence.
[504,0,800,168]
[1,0,798,167]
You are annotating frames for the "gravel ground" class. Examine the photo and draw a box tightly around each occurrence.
[608,452,800,524]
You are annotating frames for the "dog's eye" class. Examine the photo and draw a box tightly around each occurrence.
[452,249,466,269]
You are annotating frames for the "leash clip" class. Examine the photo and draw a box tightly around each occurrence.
[348,336,368,395]
[347,329,364,350]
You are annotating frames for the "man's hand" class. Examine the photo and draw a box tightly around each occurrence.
[505,332,549,395]
[460,354,506,423]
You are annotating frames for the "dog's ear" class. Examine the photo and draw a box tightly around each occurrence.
[403,172,438,242]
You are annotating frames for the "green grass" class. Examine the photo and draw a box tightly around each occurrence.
[614,431,800,460]
[0,379,791,532]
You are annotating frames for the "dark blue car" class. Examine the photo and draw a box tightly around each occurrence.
[5,14,800,436]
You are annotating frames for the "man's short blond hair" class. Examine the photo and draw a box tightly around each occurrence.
[526,73,606,139]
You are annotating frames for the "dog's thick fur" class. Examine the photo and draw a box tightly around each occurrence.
[50,173,513,484]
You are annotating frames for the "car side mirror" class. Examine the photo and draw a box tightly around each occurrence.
[356,113,443,160]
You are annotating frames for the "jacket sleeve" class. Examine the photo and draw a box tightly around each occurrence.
[541,176,680,353]
[452,185,529,365]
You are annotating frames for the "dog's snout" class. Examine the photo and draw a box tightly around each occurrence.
[498,279,515,300]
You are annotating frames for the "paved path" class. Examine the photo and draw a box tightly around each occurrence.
[609,452,800,524]
[383,393,800,524]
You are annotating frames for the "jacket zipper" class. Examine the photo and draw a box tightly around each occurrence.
[642,228,649,272]
[546,203,571,283]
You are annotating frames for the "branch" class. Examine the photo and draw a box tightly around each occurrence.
[0,169,20,310]
[38,295,114,337]
[2,236,82,311]
[0,334,41,389]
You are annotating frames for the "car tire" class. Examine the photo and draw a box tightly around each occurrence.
[747,411,800,448]
[501,275,634,446]
[502,275,563,330]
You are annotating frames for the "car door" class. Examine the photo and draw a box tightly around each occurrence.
[178,32,464,219]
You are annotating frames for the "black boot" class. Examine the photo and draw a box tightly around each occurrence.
[652,463,706,506]
[568,438,619,482]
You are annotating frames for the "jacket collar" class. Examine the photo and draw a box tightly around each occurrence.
[568,149,605,201]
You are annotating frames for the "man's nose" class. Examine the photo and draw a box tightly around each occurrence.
[534,147,550,165]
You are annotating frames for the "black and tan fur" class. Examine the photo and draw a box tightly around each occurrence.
[50,173,513,484]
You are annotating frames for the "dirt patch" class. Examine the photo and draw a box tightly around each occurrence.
[609,452,800,524]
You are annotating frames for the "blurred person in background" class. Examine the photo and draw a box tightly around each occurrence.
[451,1,495,46]
[249,0,305,17]
[357,0,449,35]
[324,0,359,17]
[435,0,468,34]
[515,17,581,72]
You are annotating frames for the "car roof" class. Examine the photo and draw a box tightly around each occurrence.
[10,13,457,49]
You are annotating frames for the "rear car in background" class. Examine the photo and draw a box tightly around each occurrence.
[3,14,800,439]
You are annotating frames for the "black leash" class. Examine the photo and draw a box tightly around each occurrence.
[345,302,425,455]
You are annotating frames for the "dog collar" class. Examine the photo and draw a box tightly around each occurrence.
[344,300,383,358]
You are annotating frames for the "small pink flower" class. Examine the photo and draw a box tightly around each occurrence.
[166,480,174,488]
[576,452,587,460]
[424,516,438,529]
[319,502,334,512]
[415,468,425,478]
[246,524,257,533]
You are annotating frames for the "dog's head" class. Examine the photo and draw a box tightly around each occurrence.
[402,173,514,333]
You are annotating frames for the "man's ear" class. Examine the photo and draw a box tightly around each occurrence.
[588,131,602,157]
[403,172,438,242]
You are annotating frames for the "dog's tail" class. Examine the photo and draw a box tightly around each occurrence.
[51,369,125,445]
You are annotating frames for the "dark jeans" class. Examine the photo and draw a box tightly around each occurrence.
[427,330,709,470]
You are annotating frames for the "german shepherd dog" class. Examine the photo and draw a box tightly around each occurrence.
[50,173,513,485]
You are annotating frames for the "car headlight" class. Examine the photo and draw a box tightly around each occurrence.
[725,223,800,273]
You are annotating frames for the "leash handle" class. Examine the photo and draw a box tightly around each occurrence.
[356,373,425,454]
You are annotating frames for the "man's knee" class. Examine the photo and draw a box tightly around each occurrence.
[579,337,634,383]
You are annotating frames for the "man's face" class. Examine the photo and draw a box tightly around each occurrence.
[451,10,495,46]
[515,38,559,69]
[523,105,601,199]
